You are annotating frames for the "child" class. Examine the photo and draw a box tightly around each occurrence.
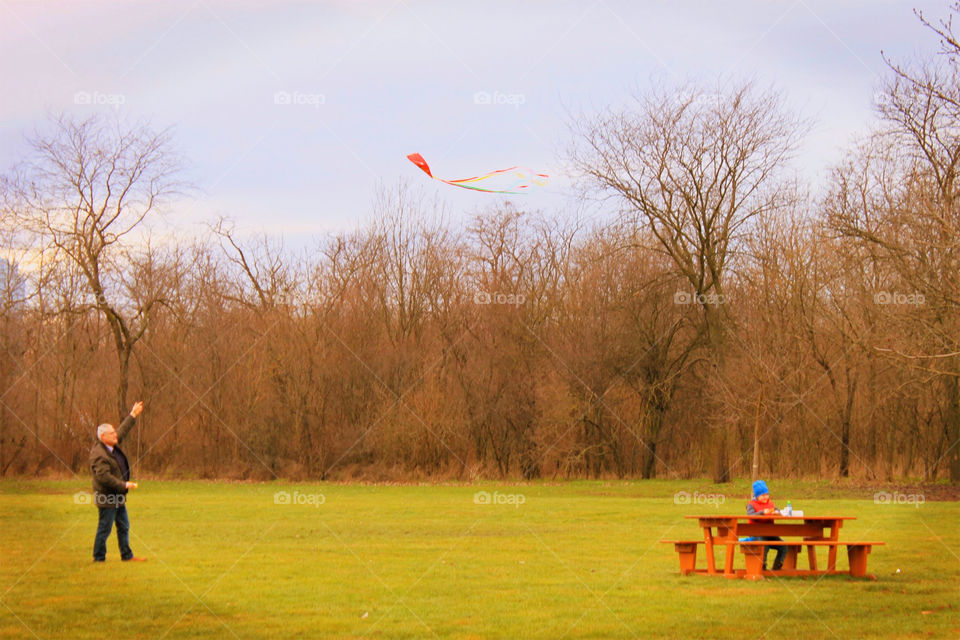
[747,480,786,571]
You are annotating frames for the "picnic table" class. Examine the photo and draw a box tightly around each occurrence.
[662,514,884,580]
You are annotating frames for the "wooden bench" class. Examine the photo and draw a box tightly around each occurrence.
[738,540,885,580]
[661,540,704,575]
[663,539,884,579]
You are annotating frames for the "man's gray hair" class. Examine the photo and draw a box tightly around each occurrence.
[96,424,113,441]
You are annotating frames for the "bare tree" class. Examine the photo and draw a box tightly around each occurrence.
[829,4,960,481]
[545,221,699,478]
[570,80,805,481]
[6,115,183,417]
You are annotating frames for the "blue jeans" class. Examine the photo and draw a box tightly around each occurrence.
[757,536,786,570]
[93,505,133,561]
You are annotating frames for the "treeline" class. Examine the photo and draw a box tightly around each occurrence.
[1,4,958,482]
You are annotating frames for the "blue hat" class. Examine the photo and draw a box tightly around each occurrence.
[752,480,769,498]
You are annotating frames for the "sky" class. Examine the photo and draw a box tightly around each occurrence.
[0,0,949,244]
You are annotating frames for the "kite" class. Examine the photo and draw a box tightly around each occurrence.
[406,153,548,194]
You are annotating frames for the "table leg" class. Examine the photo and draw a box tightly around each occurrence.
[805,541,818,571]
[723,521,739,577]
[827,522,841,571]
[724,543,736,577]
[783,545,798,571]
[703,528,716,575]
[802,522,829,571]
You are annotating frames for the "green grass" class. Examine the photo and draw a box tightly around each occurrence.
[0,479,957,639]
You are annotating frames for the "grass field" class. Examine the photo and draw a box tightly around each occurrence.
[0,479,957,639]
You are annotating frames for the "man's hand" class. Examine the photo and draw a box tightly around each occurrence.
[130,401,144,418]
[763,507,775,514]
[125,482,138,489]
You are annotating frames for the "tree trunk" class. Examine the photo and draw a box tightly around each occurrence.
[752,407,760,482]
[641,439,657,479]
[705,303,729,484]
[946,371,960,483]
[713,429,730,483]
[641,394,667,479]
[117,347,131,420]
[839,419,851,478]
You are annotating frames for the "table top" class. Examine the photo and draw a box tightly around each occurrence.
[684,515,857,521]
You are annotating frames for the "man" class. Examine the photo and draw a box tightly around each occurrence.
[90,401,146,562]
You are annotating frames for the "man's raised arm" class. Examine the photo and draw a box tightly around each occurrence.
[115,401,144,444]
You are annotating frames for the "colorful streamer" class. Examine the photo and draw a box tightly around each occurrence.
[406,153,548,194]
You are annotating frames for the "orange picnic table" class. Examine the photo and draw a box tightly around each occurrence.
[662,514,884,580]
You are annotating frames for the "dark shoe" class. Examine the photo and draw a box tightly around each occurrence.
[772,563,783,571]
[122,557,147,562]
[93,558,105,563]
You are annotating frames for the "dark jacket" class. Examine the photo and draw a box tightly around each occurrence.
[89,414,136,508]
